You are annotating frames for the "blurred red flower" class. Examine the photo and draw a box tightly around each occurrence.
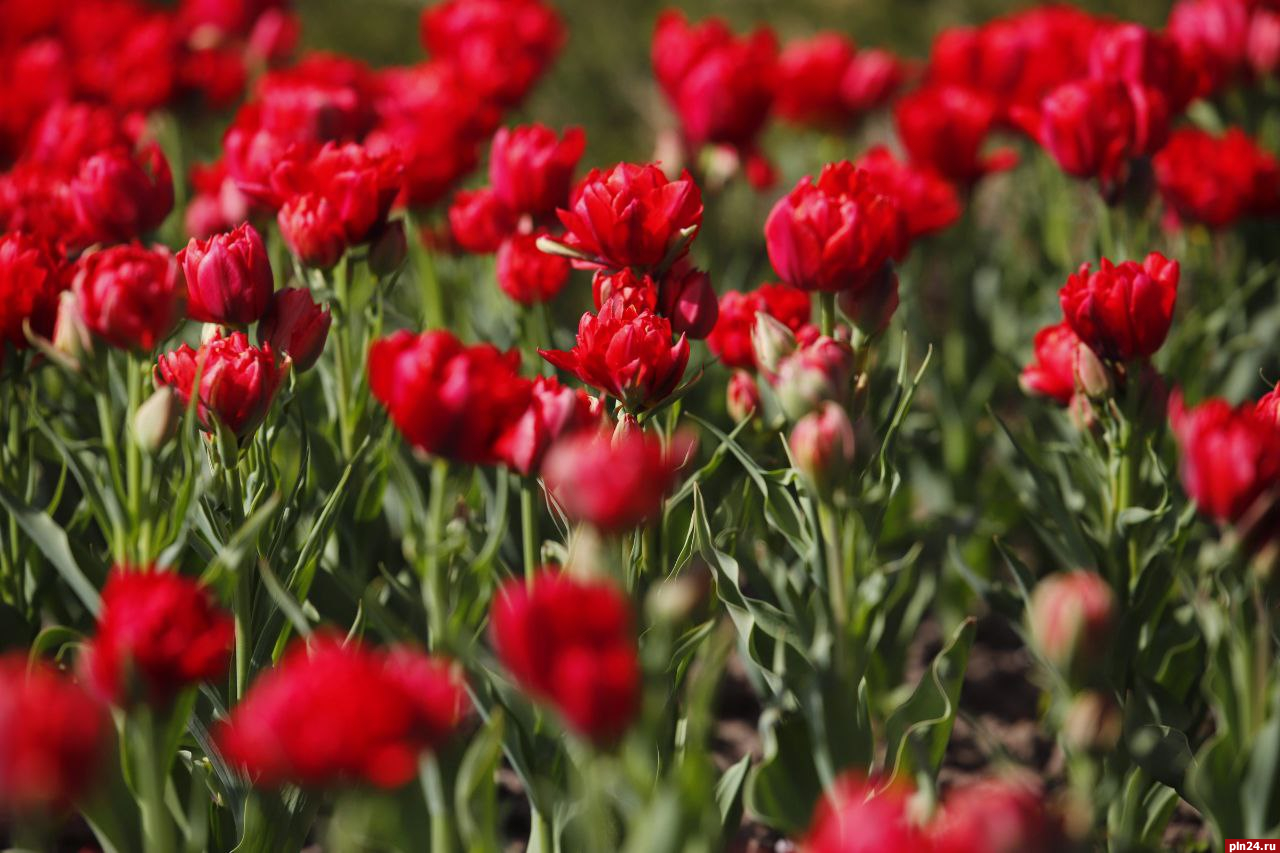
[496,232,571,306]
[0,232,64,366]
[803,773,926,853]
[490,124,586,219]
[257,287,331,373]
[1155,127,1280,228]
[72,244,182,353]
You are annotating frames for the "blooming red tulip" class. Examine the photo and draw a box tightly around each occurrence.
[82,566,233,707]
[491,570,639,741]
[277,193,347,269]
[775,34,857,128]
[803,773,926,853]
[489,124,586,218]
[1168,0,1253,98]
[155,331,286,439]
[1020,322,1095,406]
[542,427,695,532]
[1088,23,1193,114]
[727,370,760,422]
[854,146,962,245]
[494,376,601,477]
[540,296,690,412]
[179,222,274,325]
[219,637,469,789]
[657,265,718,340]
[72,244,181,352]
[19,101,134,176]
[556,162,703,270]
[368,329,533,464]
[766,161,905,295]
[591,268,660,314]
[0,655,109,817]
[70,144,174,245]
[841,48,906,116]
[706,284,812,371]
[1154,127,1280,228]
[496,232,571,305]
[1058,252,1179,362]
[931,774,1059,853]
[269,142,402,246]
[257,287,332,372]
[1028,570,1115,681]
[895,85,1015,185]
[0,233,63,365]
[448,188,517,254]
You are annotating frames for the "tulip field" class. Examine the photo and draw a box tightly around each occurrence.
[3,0,1280,850]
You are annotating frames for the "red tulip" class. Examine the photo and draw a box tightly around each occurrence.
[837,262,900,338]
[790,402,856,498]
[496,232,571,306]
[1257,387,1280,428]
[657,265,718,340]
[72,244,181,352]
[70,143,174,245]
[894,85,1015,185]
[155,331,287,439]
[1058,252,1179,361]
[0,233,64,366]
[556,162,703,271]
[765,161,906,294]
[542,427,695,532]
[219,636,469,789]
[1154,127,1280,228]
[854,146,963,245]
[489,124,586,218]
[1028,570,1115,682]
[1020,321,1099,406]
[179,222,274,325]
[803,773,926,853]
[494,376,601,477]
[368,329,533,464]
[490,570,639,741]
[82,566,233,707]
[448,187,516,254]
[1168,0,1252,98]
[20,102,133,177]
[841,48,907,115]
[775,33,857,128]
[931,774,1059,853]
[727,370,760,423]
[269,142,402,246]
[257,288,332,372]
[591,268,660,314]
[540,295,690,412]
[0,655,109,817]
[1088,23,1194,113]
[706,283,812,371]
[277,193,347,269]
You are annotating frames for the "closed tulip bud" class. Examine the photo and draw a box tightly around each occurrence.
[368,220,408,277]
[658,266,718,340]
[1063,690,1122,754]
[133,386,181,453]
[1073,342,1111,399]
[1028,570,1115,684]
[258,288,331,372]
[278,193,347,270]
[52,291,94,365]
[727,370,760,423]
[179,223,274,326]
[789,402,855,498]
[773,335,855,421]
[837,262,899,339]
[752,311,798,374]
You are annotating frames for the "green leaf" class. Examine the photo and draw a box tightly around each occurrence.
[0,480,101,614]
[745,710,824,834]
[454,713,505,852]
[715,754,751,841]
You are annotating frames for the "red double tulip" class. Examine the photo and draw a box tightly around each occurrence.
[894,85,1015,185]
[179,222,274,325]
[765,161,905,294]
[70,144,174,246]
[1028,570,1115,682]
[257,288,332,372]
[1154,127,1280,228]
[494,376,601,477]
[490,570,640,742]
[1088,23,1194,114]
[931,774,1059,853]
[496,232,571,306]
[591,268,660,313]
[854,146,963,245]
[219,637,469,789]
[489,124,586,218]
[270,142,403,248]
[706,283,812,371]
[841,49,907,116]
[0,233,63,365]
[1058,252,1179,362]
[776,35,903,130]
[82,566,233,707]
[542,427,695,533]
[540,295,690,412]
[448,188,517,254]
[277,194,348,270]
[368,329,533,464]
[803,773,926,853]
[155,332,287,439]
[0,655,109,817]
[72,244,182,352]
[556,162,703,270]
[1168,0,1253,98]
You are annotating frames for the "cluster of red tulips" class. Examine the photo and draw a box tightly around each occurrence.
[0,0,1278,850]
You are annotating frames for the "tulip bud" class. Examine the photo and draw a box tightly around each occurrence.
[727,370,760,423]
[1028,570,1115,684]
[789,402,855,498]
[752,312,797,374]
[1073,343,1110,399]
[646,567,710,625]
[278,193,347,270]
[179,222,274,326]
[1063,690,1122,754]
[659,266,718,340]
[258,288,332,372]
[133,386,181,454]
[837,262,899,340]
[773,335,856,421]
[52,291,93,365]
[368,220,408,277]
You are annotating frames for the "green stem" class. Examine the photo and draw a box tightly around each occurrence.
[817,501,847,635]
[126,354,144,562]
[419,754,454,853]
[424,458,449,649]
[528,807,554,853]
[226,464,251,700]
[134,706,176,853]
[520,476,539,589]
[819,292,836,338]
[418,240,445,330]
[333,262,355,460]
[96,382,128,564]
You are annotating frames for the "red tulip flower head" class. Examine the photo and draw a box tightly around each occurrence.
[854,146,963,245]
[1154,127,1280,228]
[257,287,332,372]
[494,376,602,477]
[155,331,287,439]
[70,144,174,246]
[727,370,761,422]
[803,773,926,853]
[72,244,182,352]
[790,402,856,498]
[1058,252,1179,362]
[277,194,347,269]
[931,774,1059,853]
[448,188,518,254]
[179,222,274,325]
[490,571,640,742]
[1020,321,1109,405]
[489,124,586,218]
[706,283,812,371]
[657,264,718,340]
[0,232,64,366]
[496,232,571,306]
[894,85,1015,185]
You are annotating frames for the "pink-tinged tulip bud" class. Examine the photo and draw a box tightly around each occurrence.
[448,187,516,254]
[494,376,602,477]
[658,266,718,340]
[837,262,899,339]
[0,655,109,817]
[368,220,408,277]
[133,386,181,454]
[497,232,571,306]
[727,370,760,423]
[257,288,331,372]
[277,193,347,269]
[489,124,586,218]
[51,291,93,366]
[179,222,274,326]
[765,161,906,294]
[1028,570,1114,683]
[72,245,182,353]
[789,402,855,497]
[1074,341,1110,399]
[540,296,690,413]
[931,774,1060,853]
[155,332,287,440]
[1063,690,1122,754]
[591,268,659,313]
[491,570,639,742]
[70,144,174,245]
[0,233,63,367]
[542,428,695,532]
[1058,252,1179,362]
[804,774,926,853]
[773,335,856,421]
[751,311,799,374]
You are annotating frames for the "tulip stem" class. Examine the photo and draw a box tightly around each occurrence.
[126,354,144,562]
[528,807,554,853]
[133,705,176,853]
[424,458,449,649]
[225,463,252,701]
[96,383,128,564]
[817,500,847,634]
[520,476,539,588]
[419,754,455,853]
[819,292,836,338]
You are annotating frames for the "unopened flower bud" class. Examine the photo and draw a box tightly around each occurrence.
[752,312,797,374]
[133,386,181,454]
[789,402,855,498]
[727,370,760,423]
[837,262,899,340]
[52,291,94,365]
[773,335,856,421]
[1028,570,1114,684]
[659,267,718,340]
[646,566,710,624]
[1063,690,1122,754]
[1073,343,1110,399]
[368,220,408,277]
